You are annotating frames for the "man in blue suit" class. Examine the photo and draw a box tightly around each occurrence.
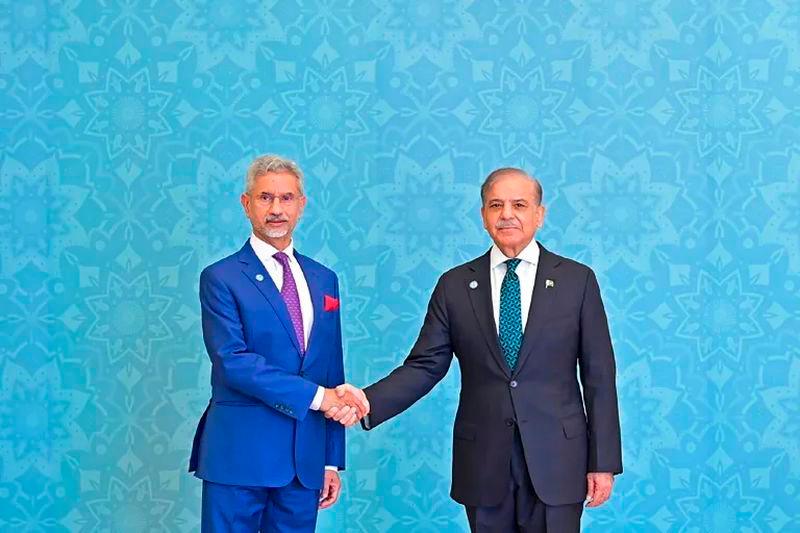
[189,155,368,532]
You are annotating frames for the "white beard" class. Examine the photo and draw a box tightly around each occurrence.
[265,227,288,238]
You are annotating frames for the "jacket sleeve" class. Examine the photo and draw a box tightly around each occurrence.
[362,276,454,429]
[324,275,346,469]
[200,267,318,420]
[578,268,623,474]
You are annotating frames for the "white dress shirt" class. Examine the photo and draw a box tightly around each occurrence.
[249,234,314,345]
[489,240,540,333]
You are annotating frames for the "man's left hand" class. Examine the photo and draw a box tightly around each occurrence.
[585,472,614,507]
[319,470,341,509]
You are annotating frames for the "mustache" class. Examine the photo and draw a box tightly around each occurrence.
[495,219,520,229]
[265,215,288,223]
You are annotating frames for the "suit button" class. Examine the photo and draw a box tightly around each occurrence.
[510,380,518,388]
[505,419,515,427]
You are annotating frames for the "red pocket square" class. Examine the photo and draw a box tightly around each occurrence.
[324,295,340,312]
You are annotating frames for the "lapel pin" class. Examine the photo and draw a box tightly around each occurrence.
[255,274,264,282]
[469,280,478,289]
[545,279,555,289]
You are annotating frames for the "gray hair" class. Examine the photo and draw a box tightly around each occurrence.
[244,154,305,195]
[480,167,543,205]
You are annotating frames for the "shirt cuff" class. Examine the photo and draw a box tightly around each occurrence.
[309,386,325,411]
[324,465,338,472]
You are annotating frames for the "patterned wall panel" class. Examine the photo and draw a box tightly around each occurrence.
[0,1,798,531]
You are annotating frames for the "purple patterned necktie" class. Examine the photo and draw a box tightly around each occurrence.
[273,251,305,354]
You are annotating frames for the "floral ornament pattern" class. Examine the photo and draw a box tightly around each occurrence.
[169,0,285,71]
[562,139,681,270]
[1,2,799,531]
[366,0,481,69]
[0,357,89,481]
[281,67,370,159]
[0,146,89,276]
[84,68,172,161]
[364,149,482,274]
[85,273,172,364]
[563,0,678,69]
[675,270,764,363]
[675,65,764,158]
[478,66,567,159]
[0,0,86,71]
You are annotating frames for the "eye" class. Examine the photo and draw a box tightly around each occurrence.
[514,202,527,209]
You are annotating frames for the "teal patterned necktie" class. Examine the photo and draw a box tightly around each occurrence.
[499,258,523,370]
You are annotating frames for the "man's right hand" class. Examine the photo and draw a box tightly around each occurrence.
[320,386,368,427]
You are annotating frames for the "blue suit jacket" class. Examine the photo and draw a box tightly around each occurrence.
[189,240,345,489]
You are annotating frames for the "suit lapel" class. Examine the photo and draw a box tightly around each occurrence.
[294,253,323,370]
[238,241,303,355]
[466,251,511,378]
[513,243,562,377]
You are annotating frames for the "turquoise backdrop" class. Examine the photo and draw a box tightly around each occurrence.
[1,1,799,531]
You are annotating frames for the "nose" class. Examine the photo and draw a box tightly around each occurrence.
[500,202,514,219]
[268,197,284,216]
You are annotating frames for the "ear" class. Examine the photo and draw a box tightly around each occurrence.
[299,194,307,215]
[240,193,250,216]
[480,205,489,230]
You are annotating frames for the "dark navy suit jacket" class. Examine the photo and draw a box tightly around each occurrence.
[189,240,345,489]
[364,243,622,506]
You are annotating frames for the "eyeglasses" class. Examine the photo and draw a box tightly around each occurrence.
[253,192,302,205]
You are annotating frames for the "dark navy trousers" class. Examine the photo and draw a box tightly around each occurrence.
[466,429,583,532]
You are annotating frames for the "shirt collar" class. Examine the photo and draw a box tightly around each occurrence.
[249,233,295,265]
[490,239,540,270]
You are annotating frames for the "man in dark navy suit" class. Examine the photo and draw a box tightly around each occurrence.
[337,168,622,532]
[189,155,368,532]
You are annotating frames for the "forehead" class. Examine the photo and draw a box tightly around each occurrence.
[251,171,301,193]
[485,173,537,199]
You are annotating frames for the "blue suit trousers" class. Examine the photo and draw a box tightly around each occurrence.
[202,478,319,533]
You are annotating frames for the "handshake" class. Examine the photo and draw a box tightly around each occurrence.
[320,384,369,427]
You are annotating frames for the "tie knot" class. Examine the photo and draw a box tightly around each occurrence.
[506,258,522,273]
[273,251,290,267]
